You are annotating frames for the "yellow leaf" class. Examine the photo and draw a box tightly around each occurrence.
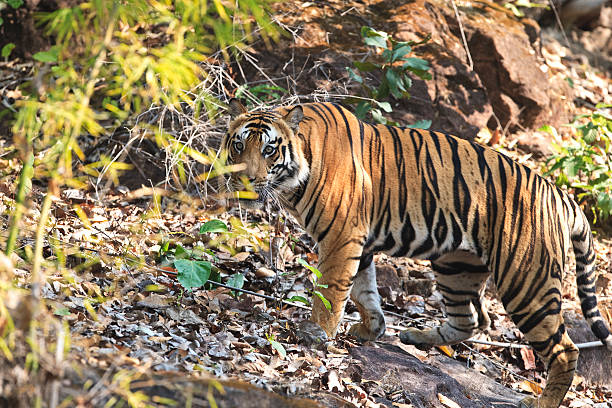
[233,191,259,200]
[438,393,461,408]
[518,380,542,395]
[436,345,454,357]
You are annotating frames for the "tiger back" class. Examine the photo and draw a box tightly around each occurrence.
[221,99,612,408]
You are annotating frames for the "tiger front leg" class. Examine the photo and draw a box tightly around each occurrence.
[348,255,386,341]
[310,242,365,339]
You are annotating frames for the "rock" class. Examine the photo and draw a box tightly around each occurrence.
[136,293,171,310]
[129,374,328,408]
[564,310,612,387]
[296,320,328,347]
[262,0,573,139]
[165,307,205,325]
[349,344,522,407]
[375,264,401,289]
[403,278,435,297]
[256,266,276,278]
[516,131,554,158]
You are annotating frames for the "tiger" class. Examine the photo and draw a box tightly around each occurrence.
[219,99,612,408]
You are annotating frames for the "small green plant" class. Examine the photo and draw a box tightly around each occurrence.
[266,333,286,359]
[345,26,431,127]
[1,43,15,60]
[0,0,23,26]
[287,258,331,312]
[544,104,612,222]
[235,83,288,106]
[158,219,249,292]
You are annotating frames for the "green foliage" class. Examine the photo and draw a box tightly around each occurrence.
[504,0,547,18]
[266,333,286,359]
[0,0,24,26]
[544,104,612,222]
[200,220,229,234]
[159,219,250,294]
[345,26,432,126]
[235,83,288,106]
[287,258,331,312]
[1,43,15,59]
[226,272,245,297]
[10,0,279,186]
[175,259,213,290]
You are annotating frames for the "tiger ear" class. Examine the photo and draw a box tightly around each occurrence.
[283,105,303,133]
[228,98,247,120]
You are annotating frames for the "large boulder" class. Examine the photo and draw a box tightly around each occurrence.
[260,0,573,139]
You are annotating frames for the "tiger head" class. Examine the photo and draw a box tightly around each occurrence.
[220,99,309,209]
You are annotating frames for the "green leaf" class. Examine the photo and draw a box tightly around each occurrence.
[402,58,431,80]
[286,295,310,306]
[1,43,15,58]
[353,61,379,72]
[7,0,23,8]
[371,109,387,124]
[297,258,322,279]
[175,259,212,290]
[373,100,392,113]
[199,219,228,234]
[346,67,363,84]
[582,127,598,144]
[406,119,432,129]
[595,102,612,109]
[33,48,59,63]
[174,244,190,259]
[314,290,332,311]
[504,3,524,17]
[538,125,558,139]
[226,272,244,297]
[354,101,372,119]
[385,69,403,99]
[360,26,388,48]
[54,307,70,316]
[266,335,286,359]
[376,81,390,100]
[391,44,412,62]
[402,75,413,90]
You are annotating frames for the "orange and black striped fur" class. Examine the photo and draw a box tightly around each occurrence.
[221,100,612,408]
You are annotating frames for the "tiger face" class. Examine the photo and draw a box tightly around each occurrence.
[220,99,309,209]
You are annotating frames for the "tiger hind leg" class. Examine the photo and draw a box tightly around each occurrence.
[400,251,490,346]
[348,255,386,341]
[504,282,579,408]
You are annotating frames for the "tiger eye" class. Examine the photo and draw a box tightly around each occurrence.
[263,145,275,156]
[234,141,244,151]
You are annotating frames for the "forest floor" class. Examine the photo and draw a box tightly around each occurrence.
[1,2,612,407]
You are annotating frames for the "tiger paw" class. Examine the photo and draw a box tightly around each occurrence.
[399,327,430,346]
[348,323,383,342]
[517,396,536,407]
[296,320,328,347]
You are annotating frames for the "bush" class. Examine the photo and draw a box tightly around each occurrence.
[345,26,431,126]
[544,104,612,222]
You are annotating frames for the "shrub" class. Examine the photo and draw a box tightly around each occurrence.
[544,104,612,222]
[345,26,431,127]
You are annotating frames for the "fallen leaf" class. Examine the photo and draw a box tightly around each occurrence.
[436,345,454,358]
[518,380,542,395]
[136,293,171,310]
[520,347,537,370]
[438,393,461,408]
[327,370,345,393]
